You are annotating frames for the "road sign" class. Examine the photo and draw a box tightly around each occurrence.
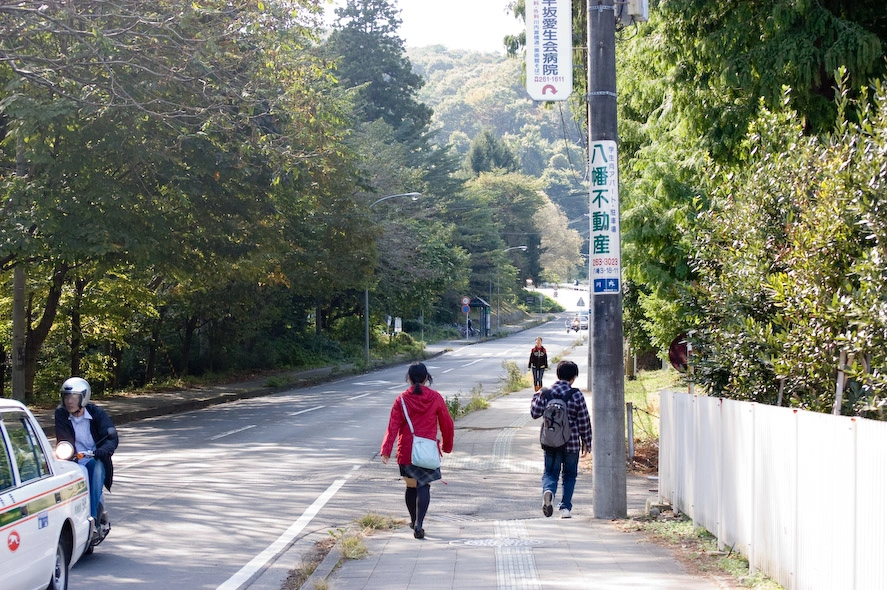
[461,296,470,305]
[461,305,470,313]
[589,140,621,295]
[526,0,572,101]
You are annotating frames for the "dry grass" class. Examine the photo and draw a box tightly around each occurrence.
[280,537,336,590]
[281,513,405,589]
[618,513,783,589]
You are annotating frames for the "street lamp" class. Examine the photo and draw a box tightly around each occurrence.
[497,245,527,330]
[365,192,423,364]
[369,192,421,208]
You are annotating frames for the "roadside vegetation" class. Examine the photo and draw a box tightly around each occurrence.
[282,513,402,590]
[621,514,783,590]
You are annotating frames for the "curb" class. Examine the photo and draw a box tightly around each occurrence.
[299,544,343,590]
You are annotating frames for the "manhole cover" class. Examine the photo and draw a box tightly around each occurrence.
[451,538,545,547]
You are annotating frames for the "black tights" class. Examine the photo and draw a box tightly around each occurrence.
[404,484,431,530]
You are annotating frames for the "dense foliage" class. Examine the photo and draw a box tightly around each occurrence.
[611,1,887,416]
[0,0,579,402]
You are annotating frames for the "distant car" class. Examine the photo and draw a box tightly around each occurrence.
[0,399,91,590]
[579,314,589,329]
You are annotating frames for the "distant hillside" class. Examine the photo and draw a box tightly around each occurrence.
[408,45,589,224]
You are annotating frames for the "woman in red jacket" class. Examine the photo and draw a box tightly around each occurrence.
[381,362,455,539]
[528,336,548,391]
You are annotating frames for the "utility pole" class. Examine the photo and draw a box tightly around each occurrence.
[587,0,627,518]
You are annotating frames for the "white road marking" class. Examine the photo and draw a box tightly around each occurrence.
[289,405,325,416]
[216,479,347,590]
[209,425,256,440]
[349,392,373,400]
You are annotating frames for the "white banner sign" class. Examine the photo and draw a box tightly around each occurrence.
[589,140,621,295]
[526,0,572,101]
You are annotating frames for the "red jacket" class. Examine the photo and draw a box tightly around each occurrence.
[381,385,455,466]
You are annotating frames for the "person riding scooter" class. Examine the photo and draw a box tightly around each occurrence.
[54,377,118,538]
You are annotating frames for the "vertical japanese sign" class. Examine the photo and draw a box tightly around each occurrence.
[589,140,620,295]
[526,0,572,101]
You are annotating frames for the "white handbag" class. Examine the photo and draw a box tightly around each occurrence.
[400,397,441,469]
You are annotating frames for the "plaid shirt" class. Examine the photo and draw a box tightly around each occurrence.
[530,380,592,454]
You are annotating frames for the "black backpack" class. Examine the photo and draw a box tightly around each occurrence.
[539,387,575,451]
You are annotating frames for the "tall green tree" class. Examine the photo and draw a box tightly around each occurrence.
[327,0,432,141]
[462,128,520,177]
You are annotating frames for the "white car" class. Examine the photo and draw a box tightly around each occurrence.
[0,399,91,590]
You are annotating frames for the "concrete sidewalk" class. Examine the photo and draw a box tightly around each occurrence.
[303,359,725,590]
[34,317,726,590]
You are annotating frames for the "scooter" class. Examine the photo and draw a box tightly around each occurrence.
[55,427,115,553]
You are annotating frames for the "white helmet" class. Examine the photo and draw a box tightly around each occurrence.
[60,377,91,408]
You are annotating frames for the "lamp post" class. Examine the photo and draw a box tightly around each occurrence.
[365,192,422,364]
[496,245,527,330]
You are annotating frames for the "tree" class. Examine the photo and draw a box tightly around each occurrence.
[462,128,520,176]
[326,0,432,141]
[534,199,583,284]
[0,0,354,398]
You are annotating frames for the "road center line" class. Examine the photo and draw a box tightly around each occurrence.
[289,405,325,416]
[209,425,256,440]
[217,479,347,590]
[348,392,373,400]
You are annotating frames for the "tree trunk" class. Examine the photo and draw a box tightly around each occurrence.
[315,301,324,336]
[180,315,198,377]
[0,342,5,398]
[24,263,69,402]
[70,277,87,376]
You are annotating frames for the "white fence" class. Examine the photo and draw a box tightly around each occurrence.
[659,390,887,590]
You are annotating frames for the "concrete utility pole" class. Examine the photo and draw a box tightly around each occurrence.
[587,0,627,519]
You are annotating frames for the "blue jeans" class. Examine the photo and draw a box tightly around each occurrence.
[542,449,579,510]
[531,367,545,387]
[78,458,105,519]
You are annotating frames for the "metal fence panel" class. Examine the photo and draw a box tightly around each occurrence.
[795,410,856,589]
[856,419,887,589]
[673,393,696,512]
[752,405,798,588]
[693,396,721,533]
[659,390,676,505]
[720,399,754,555]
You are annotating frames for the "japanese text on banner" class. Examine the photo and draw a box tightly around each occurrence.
[589,140,621,295]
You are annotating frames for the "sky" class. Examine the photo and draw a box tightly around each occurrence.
[325,0,524,54]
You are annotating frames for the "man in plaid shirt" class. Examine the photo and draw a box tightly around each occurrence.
[530,360,592,518]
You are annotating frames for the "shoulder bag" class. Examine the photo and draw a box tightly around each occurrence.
[400,397,441,469]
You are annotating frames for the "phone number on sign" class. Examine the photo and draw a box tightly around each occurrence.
[592,258,619,267]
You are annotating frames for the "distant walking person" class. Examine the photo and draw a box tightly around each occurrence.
[530,360,592,518]
[381,362,455,539]
[528,337,548,392]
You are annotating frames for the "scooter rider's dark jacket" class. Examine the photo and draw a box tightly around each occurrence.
[54,403,118,491]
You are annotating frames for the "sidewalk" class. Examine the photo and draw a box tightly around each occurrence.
[307,388,724,590]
